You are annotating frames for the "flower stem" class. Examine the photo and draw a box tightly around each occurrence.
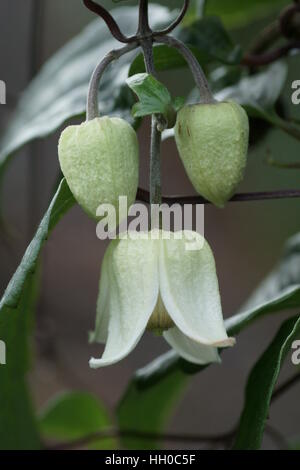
[138,0,150,34]
[149,115,162,206]
[86,43,138,121]
[142,43,162,207]
[139,1,162,206]
[155,35,215,104]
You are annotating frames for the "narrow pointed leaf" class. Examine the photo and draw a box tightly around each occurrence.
[39,391,115,449]
[234,314,300,449]
[179,16,242,65]
[0,271,41,449]
[0,179,74,449]
[117,352,189,449]
[0,179,75,310]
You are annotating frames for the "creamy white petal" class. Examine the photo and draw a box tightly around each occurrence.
[90,233,159,368]
[89,243,113,344]
[164,327,221,365]
[159,230,235,347]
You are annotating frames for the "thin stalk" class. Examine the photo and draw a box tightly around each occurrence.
[140,32,162,206]
[136,187,300,205]
[154,0,190,37]
[86,42,138,121]
[83,0,132,43]
[143,52,162,206]
[243,40,300,67]
[248,21,281,55]
[138,0,150,35]
[149,115,162,207]
[47,427,234,450]
[155,35,215,104]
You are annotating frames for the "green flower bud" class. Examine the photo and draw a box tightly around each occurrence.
[58,117,139,222]
[174,101,249,207]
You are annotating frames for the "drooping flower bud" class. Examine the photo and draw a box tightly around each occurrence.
[174,101,249,207]
[58,117,139,223]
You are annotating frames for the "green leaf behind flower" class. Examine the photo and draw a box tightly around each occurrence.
[234,314,300,449]
[0,271,40,450]
[179,16,242,65]
[215,62,300,141]
[118,352,190,449]
[40,391,115,449]
[0,179,75,449]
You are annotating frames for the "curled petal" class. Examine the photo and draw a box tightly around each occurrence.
[90,233,159,368]
[159,231,235,348]
[89,243,113,345]
[164,327,221,365]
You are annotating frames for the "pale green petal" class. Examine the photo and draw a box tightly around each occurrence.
[164,327,221,365]
[90,233,159,368]
[58,117,139,222]
[159,230,235,347]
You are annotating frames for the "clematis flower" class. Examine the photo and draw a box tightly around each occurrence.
[89,230,235,368]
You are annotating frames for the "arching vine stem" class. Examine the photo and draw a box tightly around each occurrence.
[86,42,138,121]
[155,35,215,104]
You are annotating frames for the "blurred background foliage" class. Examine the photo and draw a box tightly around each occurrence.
[0,0,300,450]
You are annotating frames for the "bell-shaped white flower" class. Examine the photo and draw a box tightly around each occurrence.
[89,230,235,368]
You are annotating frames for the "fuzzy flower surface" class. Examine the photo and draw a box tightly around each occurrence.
[89,230,235,368]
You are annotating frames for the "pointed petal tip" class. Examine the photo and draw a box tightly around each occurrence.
[89,357,100,369]
[213,337,236,348]
[89,356,115,369]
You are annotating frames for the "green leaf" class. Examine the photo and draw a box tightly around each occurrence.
[226,231,300,336]
[173,96,186,112]
[215,61,287,115]
[129,45,211,77]
[0,179,74,449]
[127,73,172,116]
[179,16,242,65]
[127,73,183,126]
[0,271,41,449]
[204,0,289,29]
[0,179,75,310]
[0,5,174,190]
[117,352,190,449]
[40,391,114,449]
[118,231,300,447]
[234,314,300,449]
